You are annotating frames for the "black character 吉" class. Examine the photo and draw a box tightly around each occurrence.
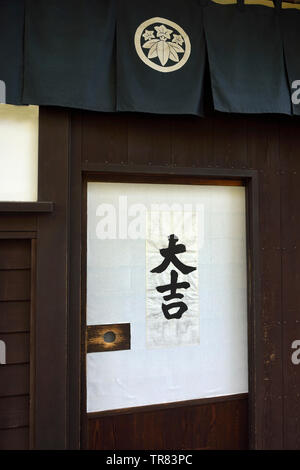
[156,270,190,320]
[162,302,188,320]
[156,270,190,301]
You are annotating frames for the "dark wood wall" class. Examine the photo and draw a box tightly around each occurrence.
[75,111,300,450]
[2,108,299,449]
[0,206,52,450]
[0,238,31,449]
[0,221,36,449]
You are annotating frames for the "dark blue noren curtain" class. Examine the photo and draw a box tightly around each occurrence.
[23,0,116,112]
[203,2,292,114]
[0,0,25,105]
[116,0,206,116]
[1,1,300,116]
[281,10,300,116]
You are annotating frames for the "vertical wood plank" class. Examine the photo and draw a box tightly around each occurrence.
[128,114,172,166]
[212,114,248,169]
[172,115,214,168]
[35,107,70,449]
[246,116,283,450]
[279,119,300,449]
[29,238,36,450]
[69,111,83,449]
[82,113,128,166]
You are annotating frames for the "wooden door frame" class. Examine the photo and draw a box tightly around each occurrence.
[81,171,259,450]
[34,107,260,449]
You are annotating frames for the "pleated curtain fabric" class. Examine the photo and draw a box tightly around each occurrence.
[281,8,300,115]
[203,1,292,114]
[0,0,25,105]
[1,0,300,116]
[23,0,116,112]
[116,0,207,116]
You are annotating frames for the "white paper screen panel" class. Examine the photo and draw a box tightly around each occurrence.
[86,182,248,413]
[0,104,38,202]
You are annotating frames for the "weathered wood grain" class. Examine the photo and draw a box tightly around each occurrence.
[88,396,248,450]
[87,323,131,353]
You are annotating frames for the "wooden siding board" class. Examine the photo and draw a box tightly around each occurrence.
[0,239,31,270]
[0,364,29,397]
[0,270,31,302]
[0,396,29,429]
[0,215,37,232]
[0,301,30,333]
[0,237,32,450]
[0,426,29,450]
[0,332,30,364]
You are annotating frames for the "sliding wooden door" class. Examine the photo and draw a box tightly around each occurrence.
[83,176,250,450]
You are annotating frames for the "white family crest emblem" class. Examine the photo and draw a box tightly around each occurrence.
[134,17,191,73]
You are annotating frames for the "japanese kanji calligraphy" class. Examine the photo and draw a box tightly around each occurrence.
[146,211,199,348]
[151,234,197,320]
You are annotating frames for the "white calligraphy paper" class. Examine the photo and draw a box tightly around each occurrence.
[146,211,199,348]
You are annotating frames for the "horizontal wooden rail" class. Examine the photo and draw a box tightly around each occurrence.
[0,202,54,213]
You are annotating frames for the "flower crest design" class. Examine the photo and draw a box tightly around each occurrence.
[142,23,185,67]
[142,29,155,41]
[135,17,191,73]
[154,25,173,41]
[172,34,184,46]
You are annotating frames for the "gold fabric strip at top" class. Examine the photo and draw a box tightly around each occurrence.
[211,0,300,10]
